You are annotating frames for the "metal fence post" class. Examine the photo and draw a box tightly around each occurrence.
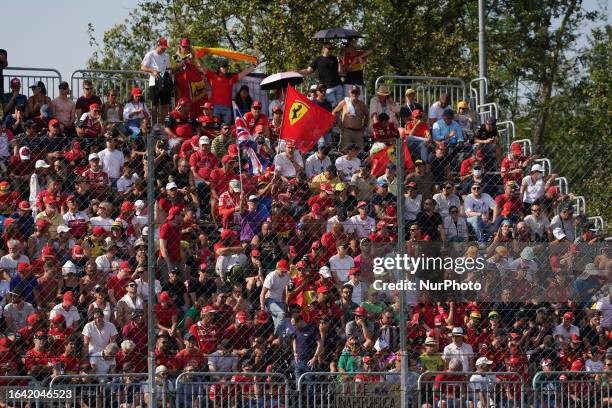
[395,137,408,408]
[146,123,157,403]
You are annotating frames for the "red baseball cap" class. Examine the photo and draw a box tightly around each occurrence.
[272,105,282,113]
[120,261,132,272]
[180,38,190,47]
[120,201,135,212]
[252,100,262,109]
[50,314,65,323]
[357,201,368,209]
[255,310,269,324]
[201,305,217,315]
[92,226,106,237]
[507,357,521,366]
[159,291,172,302]
[49,118,60,127]
[27,313,39,325]
[166,206,183,221]
[251,249,261,257]
[547,186,560,195]
[570,360,584,371]
[235,311,248,323]
[511,143,522,153]
[63,291,75,306]
[72,245,85,258]
[158,37,168,48]
[348,267,360,276]
[296,260,307,269]
[353,307,367,316]
[41,246,56,258]
[570,334,582,343]
[3,218,15,229]
[90,103,101,111]
[18,201,31,211]
[35,219,52,230]
[563,312,574,320]
[411,109,423,118]
[202,101,214,109]
[44,195,58,205]
[276,259,290,272]
[131,88,142,97]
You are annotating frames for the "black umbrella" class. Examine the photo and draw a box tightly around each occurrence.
[313,28,362,40]
[260,72,303,90]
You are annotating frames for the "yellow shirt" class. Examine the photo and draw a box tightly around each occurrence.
[35,212,64,238]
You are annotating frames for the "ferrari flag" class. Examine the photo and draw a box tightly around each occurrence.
[280,85,335,154]
[369,141,414,177]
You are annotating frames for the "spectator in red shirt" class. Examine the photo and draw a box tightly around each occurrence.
[154,291,180,339]
[243,100,270,137]
[23,332,53,379]
[79,103,104,138]
[116,339,146,373]
[500,142,537,185]
[122,310,148,352]
[402,109,431,161]
[82,153,110,199]
[175,333,206,371]
[154,335,177,375]
[47,314,73,356]
[165,97,194,141]
[495,181,523,224]
[189,135,219,182]
[159,206,184,278]
[223,311,255,356]
[371,113,399,143]
[204,60,256,124]
[189,306,221,354]
[75,79,102,118]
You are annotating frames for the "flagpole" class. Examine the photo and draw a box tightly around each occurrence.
[277,85,287,154]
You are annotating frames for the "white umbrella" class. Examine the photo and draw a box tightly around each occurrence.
[260,71,303,90]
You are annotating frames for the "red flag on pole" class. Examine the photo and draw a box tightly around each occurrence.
[370,141,415,177]
[280,85,335,153]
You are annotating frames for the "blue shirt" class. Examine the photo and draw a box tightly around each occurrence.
[432,119,464,144]
[9,275,40,305]
[1,93,27,118]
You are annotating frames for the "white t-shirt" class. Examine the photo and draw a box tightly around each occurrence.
[335,156,361,181]
[326,216,356,235]
[522,175,545,204]
[404,194,422,221]
[90,217,114,231]
[141,50,170,86]
[273,151,303,178]
[442,342,474,371]
[433,193,462,218]
[208,351,240,372]
[443,216,469,241]
[263,270,290,303]
[89,352,116,374]
[50,304,81,328]
[523,215,550,237]
[82,321,118,355]
[328,255,355,283]
[97,149,125,179]
[117,174,140,193]
[469,373,496,392]
[594,296,612,329]
[95,255,121,274]
[553,324,580,343]
[348,215,376,239]
[428,101,447,121]
[586,359,604,372]
[305,153,331,179]
[464,193,496,215]
[0,254,30,277]
[135,278,162,302]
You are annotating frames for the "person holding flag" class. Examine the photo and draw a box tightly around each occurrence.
[204,60,257,124]
[279,85,335,155]
[233,102,270,177]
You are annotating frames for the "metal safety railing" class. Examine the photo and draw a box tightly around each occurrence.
[574,195,587,215]
[475,101,499,124]
[418,371,525,408]
[469,77,488,103]
[513,138,533,156]
[497,120,516,152]
[175,371,289,408]
[535,158,552,176]
[589,216,606,234]
[71,69,150,105]
[298,371,407,408]
[532,370,611,408]
[4,66,63,99]
[49,373,153,407]
[0,376,41,408]
[374,75,467,116]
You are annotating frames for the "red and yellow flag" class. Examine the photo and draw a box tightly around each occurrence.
[370,141,414,177]
[280,85,335,154]
[193,47,258,64]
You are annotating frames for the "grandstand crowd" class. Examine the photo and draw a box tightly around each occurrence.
[0,37,610,407]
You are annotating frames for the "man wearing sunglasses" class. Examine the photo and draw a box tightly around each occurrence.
[464,183,497,243]
[50,82,75,130]
[243,100,271,138]
[75,79,102,118]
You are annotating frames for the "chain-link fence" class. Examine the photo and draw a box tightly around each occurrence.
[0,67,610,408]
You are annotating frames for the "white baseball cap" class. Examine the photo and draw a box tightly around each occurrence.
[531,164,544,173]
[318,266,331,278]
[199,136,210,145]
[57,225,71,234]
[88,153,100,161]
[35,160,50,169]
[19,146,31,160]
[61,260,77,276]
[451,327,464,336]
[166,182,178,190]
[229,179,241,193]
[476,357,493,366]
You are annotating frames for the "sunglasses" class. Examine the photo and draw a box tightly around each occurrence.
[84,87,93,90]
[472,187,481,190]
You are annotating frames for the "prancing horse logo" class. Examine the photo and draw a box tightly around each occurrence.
[289,101,309,126]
